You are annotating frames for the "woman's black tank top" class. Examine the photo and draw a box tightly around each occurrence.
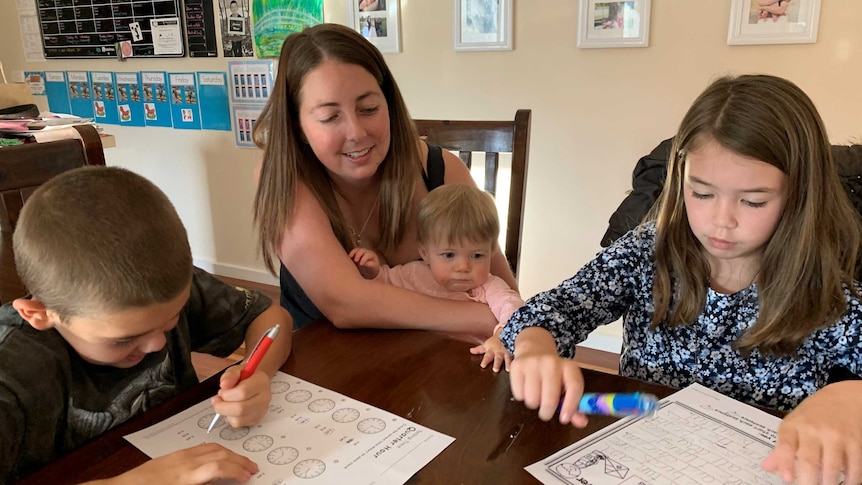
[279,143,446,329]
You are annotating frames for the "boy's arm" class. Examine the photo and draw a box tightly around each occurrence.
[241,303,293,378]
[82,443,259,484]
[212,302,292,427]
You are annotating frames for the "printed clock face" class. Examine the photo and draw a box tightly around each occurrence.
[285,389,313,403]
[332,408,360,423]
[270,381,291,394]
[357,417,386,434]
[197,413,225,430]
[308,398,336,413]
[219,425,250,440]
[294,458,326,478]
[243,434,274,452]
[267,446,299,465]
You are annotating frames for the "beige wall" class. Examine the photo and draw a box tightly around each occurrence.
[2,1,860,348]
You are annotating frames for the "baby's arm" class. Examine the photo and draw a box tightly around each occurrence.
[762,380,862,485]
[469,276,525,371]
[348,247,382,280]
[470,325,512,372]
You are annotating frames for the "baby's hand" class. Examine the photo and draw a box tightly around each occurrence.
[348,247,381,279]
[470,334,512,372]
[762,380,862,485]
[211,366,272,428]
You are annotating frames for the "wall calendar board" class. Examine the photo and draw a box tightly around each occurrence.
[36,0,185,58]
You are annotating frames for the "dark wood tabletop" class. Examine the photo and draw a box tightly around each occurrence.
[18,320,675,484]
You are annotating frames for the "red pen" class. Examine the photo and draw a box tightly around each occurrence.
[207,324,281,433]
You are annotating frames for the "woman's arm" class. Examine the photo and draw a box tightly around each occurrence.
[281,183,496,334]
[438,148,519,291]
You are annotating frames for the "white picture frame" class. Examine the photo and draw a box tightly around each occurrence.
[347,0,401,54]
[727,0,821,45]
[577,0,650,49]
[453,0,513,52]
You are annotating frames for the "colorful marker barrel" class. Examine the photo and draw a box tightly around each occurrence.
[577,392,659,417]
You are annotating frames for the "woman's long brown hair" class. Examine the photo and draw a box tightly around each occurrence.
[252,23,421,274]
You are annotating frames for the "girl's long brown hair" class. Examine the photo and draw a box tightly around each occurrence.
[650,74,861,356]
[252,23,421,274]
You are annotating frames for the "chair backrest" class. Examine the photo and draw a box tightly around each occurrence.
[413,109,531,277]
[0,124,105,304]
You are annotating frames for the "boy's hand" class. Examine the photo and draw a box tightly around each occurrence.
[509,327,587,427]
[348,247,381,279]
[762,380,862,485]
[105,443,258,484]
[211,366,272,428]
[470,334,512,372]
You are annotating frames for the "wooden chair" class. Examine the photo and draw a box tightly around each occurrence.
[414,109,531,278]
[0,124,106,304]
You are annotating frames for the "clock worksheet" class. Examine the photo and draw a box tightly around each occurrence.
[125,372,454,484]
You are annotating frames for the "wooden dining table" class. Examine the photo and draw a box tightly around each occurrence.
[18,320,676,484]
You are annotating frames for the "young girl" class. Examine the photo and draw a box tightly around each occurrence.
[501,74,862,485]
[351,184,523,372]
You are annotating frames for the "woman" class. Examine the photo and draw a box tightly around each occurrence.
[253,23,517,333]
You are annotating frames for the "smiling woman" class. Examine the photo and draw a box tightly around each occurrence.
[251,23,517,335]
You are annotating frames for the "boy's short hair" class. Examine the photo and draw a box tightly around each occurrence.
[417,185,500,246]
[13,166,192,320]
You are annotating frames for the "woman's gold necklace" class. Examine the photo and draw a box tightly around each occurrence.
[347,194,379,247]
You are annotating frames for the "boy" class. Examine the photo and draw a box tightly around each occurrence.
[350,185,523,372]
[0,166,292,483]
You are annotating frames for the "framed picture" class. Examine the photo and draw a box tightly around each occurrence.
[347,0,401,54]
[727,0,821,45]
[577,0,650,48]
[453,0,513,52]
[228,17,245,35]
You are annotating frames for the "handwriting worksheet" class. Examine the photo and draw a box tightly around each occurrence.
[125,372,454,484]
[526,384,785,485]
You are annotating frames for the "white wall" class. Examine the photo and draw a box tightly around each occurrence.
[2,1,860,351]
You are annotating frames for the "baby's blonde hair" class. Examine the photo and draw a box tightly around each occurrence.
[417,185,499,246]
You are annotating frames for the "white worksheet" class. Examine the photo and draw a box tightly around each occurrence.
[125,372,454,484]
[527,383,785,485]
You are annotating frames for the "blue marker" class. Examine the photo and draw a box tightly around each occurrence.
[561,392,659,418]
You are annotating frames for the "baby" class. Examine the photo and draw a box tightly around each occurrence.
[350,184,523,371]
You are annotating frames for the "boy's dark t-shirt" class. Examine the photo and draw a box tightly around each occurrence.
[0,267,271,482]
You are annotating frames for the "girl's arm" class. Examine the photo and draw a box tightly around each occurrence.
[762,380,862,484]
[439,148,519,291]
[281,183,496,334]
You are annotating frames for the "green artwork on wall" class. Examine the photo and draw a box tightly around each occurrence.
[252,0,324,58]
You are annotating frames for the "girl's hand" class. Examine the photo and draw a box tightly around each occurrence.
[761,380,862,485]
[211,366,272,428]
[98,443,258,484]
[509,327,587,427]
[348,248,381,279]
[470,334,512,372]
